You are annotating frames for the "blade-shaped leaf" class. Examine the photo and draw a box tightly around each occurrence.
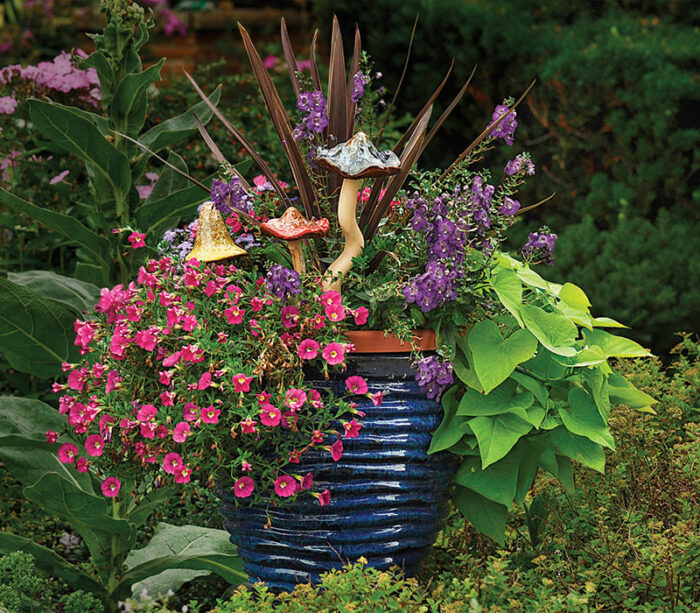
[135,176,211,233]
[184,71,292,209]
[346,25,362,130]
[146,150,189,203]
[7,271,99,314]
[0,278,82,377]
[327,15,349,143]
[309,29,322,92]
[280,18,300,98]
[112,60,164,137]
[238,24,319,219]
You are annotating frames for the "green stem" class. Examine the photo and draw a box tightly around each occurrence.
[105,496,122,613]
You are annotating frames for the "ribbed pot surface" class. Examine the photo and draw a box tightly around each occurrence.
[217,354,455,592]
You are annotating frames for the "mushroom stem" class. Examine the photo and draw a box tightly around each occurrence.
[288,239,305,274]
[323,178,363,291]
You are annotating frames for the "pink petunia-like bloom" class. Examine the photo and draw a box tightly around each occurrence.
[136,403,158,422]
[106,370,122,393]
[224,306,245,324]
[280,305,300,328]
[274,475,297,498]
[330,439,343,462]
[309,389,324,409]
[174,465,192,484]
[343,419,362,438]
[232,373,253,393]
[67,367,90,392]
[241,461,252,472]
[259,404,281,427]
[140,422,157,440]
[325,304,345,322]
[297,339,320,360]
[198,371,212,390]
[284,388,307,411]
[201,405,221,424]
[317,489,331,506]
[162,351,181,367]
[183,402,199,422]
[263,54,277,69]
[345,375,368,395]
[45,430,59,443]
[58,443,79,464]
[322,342,346,366]
[159,370,173,385]
[128,231,146,249]
[240,417,257,434]
[101,477,121,497]
[234,476,255,498]
[320,290,342,308]
[135,328,158,351]
[250,296,265,312]
[162,452,183,475]
[172,421,191,443]
[353,306,369,325]
[76,457,90,473]
[370,391,383,406]
[300,472,313,490]
[311,429,324,444]
[256,391,271,405]
[181,314,199,331]
[84,434,105,457]
[160,390,175,406]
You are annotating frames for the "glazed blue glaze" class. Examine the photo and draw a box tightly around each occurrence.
[217,354,456,592]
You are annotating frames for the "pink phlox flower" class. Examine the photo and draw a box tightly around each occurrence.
[370,391,384,406]
[201,405,221,424]
[311,429,324,444]
[182,314,199,331]
[160,390,175,406]
[183,402,199,422]
[320,290,342,308]
[330,439,343,461]
[325,304,345,322]
[58,443,79,464]
[259,404,281,427]
[234,476,255,498]
[0,95,18,115]
[321,342,345,366]
[274,475,297,498]
[297,339,320,360]
[162,452,183,475]
[101,477,121,497]
[198,371,212,390]
[284,388,307,411]
[343,419,362,438]
[67,367,90,392]
[172,421,191,443]
[345,375,368,395]
[128,231,146,249]
[240,417,257,434]
[232,373,253,393]
[137,403,158,422]
[353,306,369,325]
[281,305,301,328]
[45,430,59,443]
[84,434,105,457]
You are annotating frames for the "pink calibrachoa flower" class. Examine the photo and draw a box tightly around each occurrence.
[58,443,79,464]
[320,290,342,308]
[343,419,362,438]
[68,367,90,392]
[345,375,368,395]
[234,476,255,498]
[274,475,297,498]
[297,338,320,360]
[128,231,146,249]
[198,371,212,390]
[140,422,157,440]
[281,305,300,328]
[183,402,199,422]
[259,404,281,427]
[322,342,345,366]
[172,421,191,443]
[311,429,324,444]
[76,457,89,473]
[84,434,105,457]
[300,472,313,490]
[370,391,384,406]
[325,304,345,322]
[224,305,245,324]
[136,404,158,422]
[45,430,59,443]
[232,373,253,393]
[241,461,252,472]
[330,439,343,461]
[101,477,121,497]
[159,370,173,385]
[135,328,158,351]
[182,314,199,331]
[316,489,331,506]
[160,390,175,406]
[284,388,307,411]
[174,465,192,484]
[240,417,257,434]
[201,405,221,424]
[309,389,323,409]
[106,370,122,393]
[162,452,183,475]
[256,391,271,405]
[353,306,369,325]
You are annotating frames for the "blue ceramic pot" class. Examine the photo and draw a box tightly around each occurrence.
[217,353,456,592]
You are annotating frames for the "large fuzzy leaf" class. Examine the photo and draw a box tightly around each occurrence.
[238,24,319,219]
[7,270,100,314]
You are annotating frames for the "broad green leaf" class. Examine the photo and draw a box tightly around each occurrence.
[607,372,657,412]
[490,268,523,326]
[7,271,99,315]
[135,181,209,233]
[75,262,109,287]
[125,487,176,528]
[0,188,110,265]
[131,569,210,600]
[28,100,131,207]
[455,454,520,507]
[559,388,615,448]
[550,427,606,473]
[428,386,470,454]
[468,320,537,393]
[0,279,80,377]
[523,349,569,380]
[453,345,483,392]
[115,523,246,601]
[561,346,607,368]
[454,486,507,545]
[112,60,164,137]
[146,151,189,203]
[521,304,578,357]
[0,532,106,597]
[514,436,549,502]
[557,283,591,311]
[583,329,653,358]
[469,412,533,469]
[140,85,222,153]
[592,316,628,329]
[46,101,110,135]
[524,404,545,428]
[457,380,534,417]
[538,446,575,491]
[583,368,611,421]
[510,371,549,405]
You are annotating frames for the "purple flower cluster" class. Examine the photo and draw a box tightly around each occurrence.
[415,355,454,400]
[499,196,521,215]
[504,152,536,177]
[0,96,17,115]
[403,192,467,313]
[521,229,558,265]
[488,104,518,146]
[293,91,329,141]
[0,51,100,107]
[351,71,371,103]
[161,226,195,262]
[210,177,259,248]
[266,264,301,299]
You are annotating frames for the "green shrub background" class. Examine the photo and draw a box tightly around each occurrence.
[314,0,700,354]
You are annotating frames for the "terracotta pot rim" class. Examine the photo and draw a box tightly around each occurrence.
[345,329,436,353]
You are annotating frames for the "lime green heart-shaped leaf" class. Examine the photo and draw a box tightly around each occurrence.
[469,412,533,469]
[521,304,578,357]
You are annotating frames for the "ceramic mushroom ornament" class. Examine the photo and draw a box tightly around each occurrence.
[186,202,248,262]
[316,132,400,291]
[260,207,329,274]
